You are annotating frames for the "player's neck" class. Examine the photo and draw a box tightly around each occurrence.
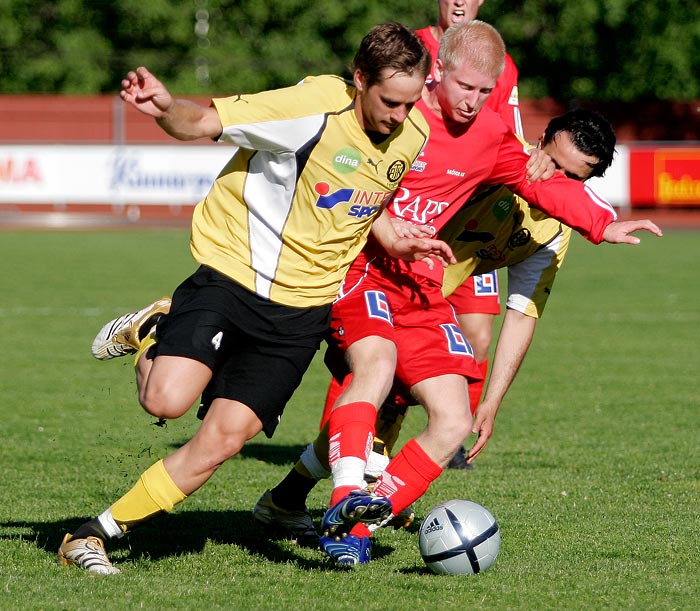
[431,25,445,41]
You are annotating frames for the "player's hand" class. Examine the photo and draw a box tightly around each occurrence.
[602,219,663,244]
[466,402,497,463]
[386,237,456,269]
[526,148,555,183]
[120,67,174,118]
[390,217,437,239]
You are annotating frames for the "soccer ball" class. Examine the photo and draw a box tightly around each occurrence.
[418,499,501,575]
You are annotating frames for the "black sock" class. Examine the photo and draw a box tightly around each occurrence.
[72,517,112,541]
[270,469,318,511]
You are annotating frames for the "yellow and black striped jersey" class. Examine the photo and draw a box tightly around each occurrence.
[440,185,571,318]
[190,75,429,307]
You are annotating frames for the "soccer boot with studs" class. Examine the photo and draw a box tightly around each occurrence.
[321,489,392,538]
[58,533,120,575]
[91,297,171,360]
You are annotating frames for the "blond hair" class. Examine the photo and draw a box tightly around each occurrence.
[438,20,505,79]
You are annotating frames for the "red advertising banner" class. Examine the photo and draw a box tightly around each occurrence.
[629,147,700,207]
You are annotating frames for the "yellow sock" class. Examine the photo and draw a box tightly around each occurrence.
[133,333,157,368]
[110,459,187,533]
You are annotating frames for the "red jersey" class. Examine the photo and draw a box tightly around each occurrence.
[358,100,615,284]
[391,100,614,239]
[415,26,522,135]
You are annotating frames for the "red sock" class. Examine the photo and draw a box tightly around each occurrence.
[373,438,442,515]
[319,374,353,430]
[349,523,371,538]
[328,401,376,506]
[468,358,489,415]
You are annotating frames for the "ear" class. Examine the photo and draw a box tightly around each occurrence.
[353,69,365,93]
[434,58,445,83]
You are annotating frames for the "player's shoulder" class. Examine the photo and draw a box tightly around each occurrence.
[406,105,430,137]
[415,26,437,50]
[298,75,353,98]
[504,53,518,74]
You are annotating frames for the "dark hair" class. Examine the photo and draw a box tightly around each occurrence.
[353,22,431,88]
[543,108,616,178]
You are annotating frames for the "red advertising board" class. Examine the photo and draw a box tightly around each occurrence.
[629,147,700,207]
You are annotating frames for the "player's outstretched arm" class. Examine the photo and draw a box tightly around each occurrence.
[120,66,222,141]
[602,219,663,244]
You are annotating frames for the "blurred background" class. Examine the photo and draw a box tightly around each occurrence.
[2,0,699,228]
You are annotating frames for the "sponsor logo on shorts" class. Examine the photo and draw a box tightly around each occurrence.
[474,271,498,296]
[365,291,393,324]
[440,323,474,356]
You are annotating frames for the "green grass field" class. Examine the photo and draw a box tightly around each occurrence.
[1,228,698,610]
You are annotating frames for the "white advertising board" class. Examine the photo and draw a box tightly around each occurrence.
[0,145,233,205]
[0,143,630,208]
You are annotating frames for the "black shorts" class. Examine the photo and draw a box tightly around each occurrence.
[154,266,332,437]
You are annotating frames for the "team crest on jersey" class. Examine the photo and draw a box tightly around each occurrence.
[508,228,531,248]
[387,160,407,185]
[475,271,499,296]
[333,147,362,174]
[440,324,474,356]
[475,244,505,263]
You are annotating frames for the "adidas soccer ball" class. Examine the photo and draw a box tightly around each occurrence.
[418,499,501,575]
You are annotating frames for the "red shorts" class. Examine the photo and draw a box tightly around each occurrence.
[447,272,501,316]
[328,256,482,389]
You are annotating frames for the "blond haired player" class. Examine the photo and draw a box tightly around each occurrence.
[254,22,661,564]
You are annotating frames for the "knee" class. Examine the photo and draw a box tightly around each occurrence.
[139,385,195,419]
[428,413,472,448]
[467,330,492,362]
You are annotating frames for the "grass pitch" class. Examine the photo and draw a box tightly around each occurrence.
[0,228,698,610]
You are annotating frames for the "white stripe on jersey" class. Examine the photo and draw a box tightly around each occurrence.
[224,115,327,299]
[584,183,618,220]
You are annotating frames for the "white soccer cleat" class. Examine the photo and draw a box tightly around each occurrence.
[58,533,120,575]
[91,297,171,360]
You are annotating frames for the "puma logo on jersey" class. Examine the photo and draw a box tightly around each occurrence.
[366,158,382,173]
